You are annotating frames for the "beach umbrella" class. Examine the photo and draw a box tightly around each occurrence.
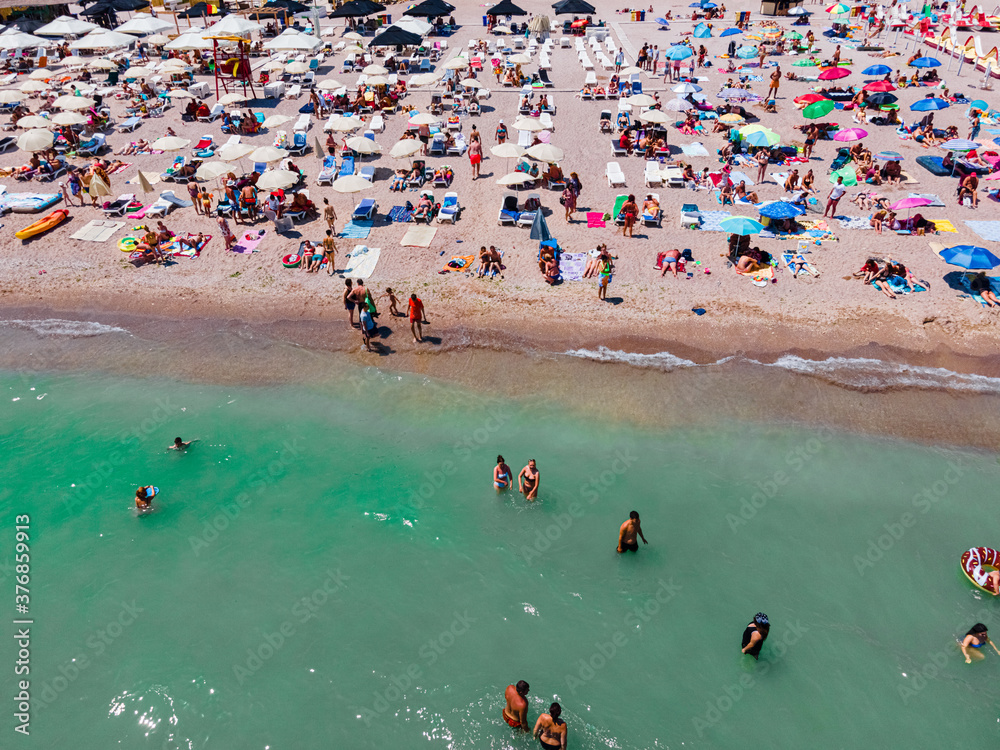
[890,197,933,211]
[115,16,173,35]
[552,0,595,12]
[719,216,763,235]
[395,17,435,36]
[263,114,293,128]
[744,129,779,147]
[619,66,642,76]
[35,15,99,36]
[147,34,171,45]
[875,151,904,161]
[363,63,389,75]
[940,139,979,151]
[285,61,310,75]
[491,143,525,159]
[826,2,849,13]
[408,72,441,87]
[802,99,835,119]
[263,31,321,51]
[165,89,195,99]
[818,66,851,80]
[218,143,256,161]
[487,0,527,15]
[70,30,137,49]
[626,94,657,108]
[29,68,54,80]
[525,143,564,162]
[328,115,366,131]
[152,136,191,151]
[203,15,264,35]
[366,75,390,86]
[665,45,694,60]
[390,139,423,158]
[53,95,95,110]
[968,99,989,112]
[0,91,22,104]
[19,81,51,93]
[165,34,213,51]
[863,80,895,92]
[862,64,892,75]
[256,170,300,190]
[513,117,545,132]
[460,78,484,89]
[529,209,552,243]
[638,109,672,124]
[787,5,809,13]
[88,172,111,201]
[909,56,941,68]
[939,245,1000,271]
[331,174,373,195]
[136,170,155,195]
[317,79,344,90]
[218,92,249,106]
[673,82,702,94]
[910,97,949,111]
[739,123,771,136]
[343,31,365,41]
[249,146,288,163]
[736,46,758,59]
[50,111,88,126]
[87,58,116,70]
[508,53,532,64]
[758,201,804,219]
[264,60,288,72]
[407,113,439,126]
[786,31,803,40]
[720,27,742,36]
[833,127,868,142]
[866,92,897,107]
[196,161,232,180]
[123,66,155,78]
[718,112,745,124]
[497,172,533,186]
[663,98,693,112]
[346,136,381,155]
[16,116,51,129]
[369,26,423,47]
[61,56,87,67]
[0,32,53,49]
[443,57,470,70]
[829,165,857,186]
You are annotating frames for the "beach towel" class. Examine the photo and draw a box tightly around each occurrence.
[231,228,266,254]
[697,210,732,232]
[836,216,872,230]
[440,255,473,273]
[337,219,373,239]
[587,211,606,228]
[108,162,132,175]
[400,225,437,247]
[163,233,211,258]
[965,221,1000,243]
[610,195,627,222]
[737,264,774,284]
[680,141,710,157]
[387,205,412,223]
[931,219,957,233]
[69,219,124,242]
[559,252,587,281]
[908,192,944,207]
[729,170,755,186]
[782,253,819,277]
[340,245,381,279]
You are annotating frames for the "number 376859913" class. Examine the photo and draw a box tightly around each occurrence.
[15,515,30,609]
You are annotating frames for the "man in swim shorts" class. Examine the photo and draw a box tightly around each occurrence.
[494,455,513,492]
[617,511,648,553]
[503,680,530,731]
[518,459,539,501]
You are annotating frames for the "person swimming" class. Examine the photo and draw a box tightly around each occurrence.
[960,623,1000,663]
[135,486,156,510]
[617,510,648,553]
[503,680,530,731]
[518,459,539,501]
[169,437,197,450]
[494,455,513,491]
[742,612,770,659]
[533,702,567,749]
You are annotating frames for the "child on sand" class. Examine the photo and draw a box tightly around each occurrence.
[383,287,401,316]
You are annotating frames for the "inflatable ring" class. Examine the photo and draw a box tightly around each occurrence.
[962,547,1000,594]
[119,236,138,252]
[282,253,301,268]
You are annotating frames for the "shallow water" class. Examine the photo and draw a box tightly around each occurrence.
[3,355,1000,749]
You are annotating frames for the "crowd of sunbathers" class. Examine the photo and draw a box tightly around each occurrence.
[854,257,923,299]
[131,221,205,264]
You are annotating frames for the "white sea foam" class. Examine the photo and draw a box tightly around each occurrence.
[564,346,701,371]
[0,319,129,338]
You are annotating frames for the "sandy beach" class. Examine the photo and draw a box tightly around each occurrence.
[2,0,1000,373]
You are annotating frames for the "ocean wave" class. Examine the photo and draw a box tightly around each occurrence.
[0,319,129,338]
[565,346,703,370]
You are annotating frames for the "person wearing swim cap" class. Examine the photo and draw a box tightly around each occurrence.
[617,511,648,553]
[502,680,530,731]
[533,702,568,749]
[961,623,1000,663]
[135,486,155,510]
[494,455,513,492]
[742,613,770,659]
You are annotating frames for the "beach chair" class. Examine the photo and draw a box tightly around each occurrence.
[0,136,15,153]
[263,207,293,233]
[584,71,598,87]
[198,103,223,123]
[101,193,136,217]
[77,133,106,156]
[358,164,374,182]
[339,156,355,177]
[517,193,540,227]
[680,203,702,228]
[433,165,453,187]
[317,155,336,185]
[611,138,628,158]
[118,116,142,133]
[293,114,311,132]
[369,114,385,133]
[215,196,235,218]
[560,36,571,48]
[447,134,467,156]
[308,58,319,71]
[429,134,446,156]
[644,161,664,187]
[642,194,663,227]
[407,160,426,187]
[143,189,185,218]
[517,129,532,148]
[539,112,554,132]
[287,131,308,155]
[606,162,626,187]
[287,84,302,99]
[663,167,685,188]
[39,156,68,182]
[352,198,377,221]
[498,191,519,225]
[194,135,214,158]
[599,111,613,133]
[437,191,460,223]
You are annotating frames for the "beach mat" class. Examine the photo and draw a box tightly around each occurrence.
[836,216,872,230]
[70,219,124,242]
[965,221,1000,243]
[387,205,412,223]
[401,225,436,247]
[440,254,474,273]
[931,219,958,233]
[337,219,373,239]
[909,192,945,207]
[587,211,606,228]
[559,252,586,281]
[729,170,755,186]
[697,210,732,232]
[163,233,211,258]
[610,195,627,222]
[231,228,266,254]
[680,141,710,157]
[340,245,380,279]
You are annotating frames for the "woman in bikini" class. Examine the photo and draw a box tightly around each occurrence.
[518,459,539,501]
[494,455,513,491]
[533,703,567,749]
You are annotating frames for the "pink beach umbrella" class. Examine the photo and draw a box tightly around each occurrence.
[890,195,933,220]
[833,128,868,142]
[984,172,1000,181]
[818,66,851,80]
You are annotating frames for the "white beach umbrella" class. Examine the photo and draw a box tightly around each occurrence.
[17,128,54,152]
[116,17,173,35]
[70,30,136,49]
[248,145,288,163]
[408,72,441,87]
[363,63,389,75]
[619,65,641,76]
[61,56,87,67]
[16,116,51,129]
[326,115,365,132]
[507,53,531,64]
[408,112,440,126]
[256,169,300,190]
[218,143,256,161]
[444,57,469,70]
[285,61,310,74]
[662,98,692,112]
[626,94,657,107]
[122,65,154,78]
[0,32,53,50]
[195,161,233,180]
[147,34,171,45]
[346,136,381,154]
[20,80,50,93]
[317,78,344,90]
[638,109,672,123]
[53,95,96,110]
[390,139,423,158]
[35,16,99,37]
[492,24,512,34]
[203,16,263,36]
[513,116,544,132]
[497,172,533,186]
[29,67,54,80]
[460,78,484,89]
[331,174,373,193]
[165,88,196,99]
[343,31,364,41]
[491,143,525,159]
[263,30,320,51]
[263,59,288,71]
[0,91,23,103]
[218,92,248,105]
[152,136,191,151]
[525,143,564,162]
[366,75,390,86]
[263,114,293,128]
[165,34,213,51]
[87,58,116,70]
[673,82,702,94]
[395,17,433,36]
[50,111,88,126]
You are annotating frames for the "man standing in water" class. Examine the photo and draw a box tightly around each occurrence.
[617,511,648,553]
[518,459,539,501]
[502,680,530,731]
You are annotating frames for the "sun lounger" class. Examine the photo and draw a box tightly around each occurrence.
[644,161,663,187]
[606,161,626,187]
[0,136,15,154]
[287,131,308,155]
[352,197,377,221]
[198,103,223,123]
[101,193,137,217]
[642,193,663,227]
[680,203,702,228]
[438,191,460,223]
[293,114,311,132]
[77,133,106,156]
[358,164,374,182]
[611,138,628,158]
[498,192,519,225]
[118,116,142,133]
[339,156,355,177]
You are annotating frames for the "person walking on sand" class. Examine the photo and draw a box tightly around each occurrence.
[469,136,482,179]
[824,176,846,218]
[323,197,337,233]
[617,510,648,553]
[502,680,530,731]
[597,248,614,301]
[217,215,236,251]
[408,293,426,343]
[518,459,539,501]
[323,230,337,275]
[755,148,769,184]
[343,279,357,327]
[769,64,781,98]
[562,182,577,222]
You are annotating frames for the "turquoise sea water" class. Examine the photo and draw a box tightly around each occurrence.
[3,365,1000,749]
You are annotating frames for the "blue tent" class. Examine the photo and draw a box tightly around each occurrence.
[693,22,711,38]
[720,27,742,36]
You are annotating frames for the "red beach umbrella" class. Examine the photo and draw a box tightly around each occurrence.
[818,66,851,80]
[864,80,895,92]
[794,93,830,105]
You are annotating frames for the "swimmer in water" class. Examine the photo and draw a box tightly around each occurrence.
[960,623,1000,663]
[168,437,197,450]
[518,459,539,501]
[502,680,530,731]
[494,455,513,492]
[135,486,155,510]
[617,511,647,553]
[741,612,769,660]
[533,702,568,749]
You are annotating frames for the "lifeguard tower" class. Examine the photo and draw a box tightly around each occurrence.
[205,35,257,100]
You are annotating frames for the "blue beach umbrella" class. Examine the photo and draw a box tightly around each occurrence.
[655,16,671,25]
[968,99,989,111]
[940,245,1000,270]
[939,138,980,151]
[720,27,742,36]
[875,151,904,161]
[745,130,779,147]
[736,45,758,59]
[910,97,949,111]
[720,216,764,235]
[909,56,941,68]
[862,64,892,75]
[758,201,804,219]
[666,45,694,60]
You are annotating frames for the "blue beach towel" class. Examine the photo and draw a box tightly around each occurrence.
[387,205,412,223]
[697,210,733,232]
[964,221,1000,243]
[836,216,872,230]
[337,219,373,239]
